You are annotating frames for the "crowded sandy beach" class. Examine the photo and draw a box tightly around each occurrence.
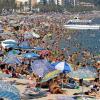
[0,12,100,100]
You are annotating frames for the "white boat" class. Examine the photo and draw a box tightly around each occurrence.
[64,24,100,30]
[64,17,100,30]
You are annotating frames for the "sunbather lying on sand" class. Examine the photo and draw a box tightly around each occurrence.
[49,80,66,94]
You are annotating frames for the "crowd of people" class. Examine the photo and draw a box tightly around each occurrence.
[0,12,99,99]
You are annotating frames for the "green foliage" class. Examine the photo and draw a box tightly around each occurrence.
[0,0,16,13]
[65,5,94,12]
[36,3,63,12]
[79,0,94,3]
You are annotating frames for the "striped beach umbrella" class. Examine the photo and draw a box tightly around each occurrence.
[50,61,72,73]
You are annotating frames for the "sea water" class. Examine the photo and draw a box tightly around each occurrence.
[60,18,100,56]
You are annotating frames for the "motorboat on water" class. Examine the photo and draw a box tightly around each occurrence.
[64,17,100,30]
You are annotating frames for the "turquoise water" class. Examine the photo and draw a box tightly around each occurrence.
[60,18,100,55]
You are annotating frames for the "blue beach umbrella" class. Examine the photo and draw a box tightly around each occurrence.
[7,50,20,56]
[31,59,51,77]
[3,41,17,44]
[3,56,21,64]
[41,62,72,82]
[0,81,21,100]
[69,67,97,80]
[5,44,18,48]
[19,41,32,49]
[2,39,17,44]
[22,53,40,59]
[48,62,72,88]
[19,46,32,49]
[34,47,45,51]
[50,61,72,73]
[0,91,21,100]
[1,39,18,48]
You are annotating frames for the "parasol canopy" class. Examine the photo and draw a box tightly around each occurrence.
[19,41,31,49]
[50,61,72,73]
[24,31,40,39]
[31,59,51,77]
[1,39,18,48]
[0,81,20,100]
[69,67,97,80]
[22,52,40,59]
[3,55,21,64]
[7,50,20,56]
[34,47,45,51]
[41,70,61,83]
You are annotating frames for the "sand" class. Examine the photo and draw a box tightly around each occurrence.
[14,80,90,100]
[3,78,99,100]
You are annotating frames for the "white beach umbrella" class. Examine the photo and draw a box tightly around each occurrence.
[24,31,40,39]
[1,39,17,48]
[32,32,40,38]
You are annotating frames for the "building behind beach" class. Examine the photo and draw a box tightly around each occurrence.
[29,0,38,7]
[16,0,37,7]
[48,0,79,6]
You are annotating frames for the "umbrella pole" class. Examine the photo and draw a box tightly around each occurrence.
[81,79,84,100]
[82,84,84,98]
[62,77,63,89]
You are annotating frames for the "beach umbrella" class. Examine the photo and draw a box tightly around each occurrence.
[0,91,20,100]
[50,61,72,73]
[34,47,45,51]
[24,32,33,39]
[7,50,20,56]
[69,67,97,98]
[45,61,72,88]
[1,39,18,48]
[19,41,31,49]
[32,32,40,38]
[5,44,18,48]
[1,39,17,44]
[22,52,40,59]
[24,32,40,39]
[42,34,52,42]
[0,81,20,100]
[31,59,51,77]
[69,67,97,81]
[41,70,61,83]
[3,56,21,64]
[42,33,55,45]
